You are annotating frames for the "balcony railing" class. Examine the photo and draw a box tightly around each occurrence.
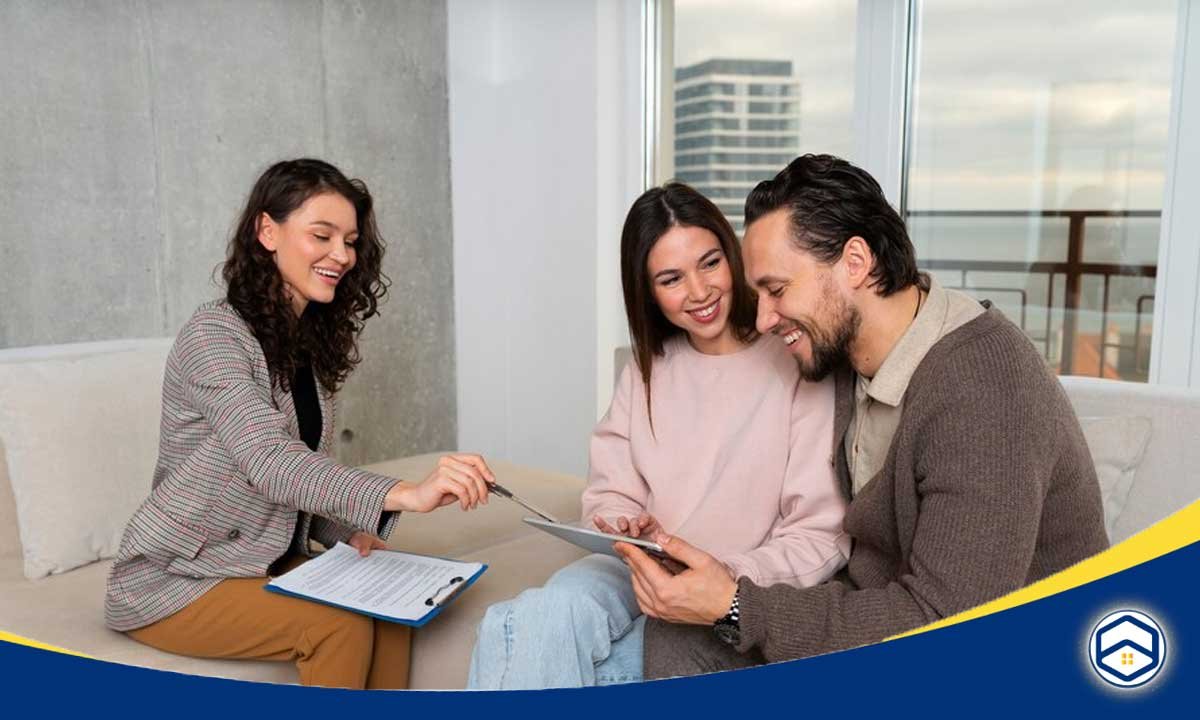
[905,209,1160,380]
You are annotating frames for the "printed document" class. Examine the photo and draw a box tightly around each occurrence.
[266,542,485,626]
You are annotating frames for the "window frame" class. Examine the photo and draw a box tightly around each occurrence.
[645,0,1199,387]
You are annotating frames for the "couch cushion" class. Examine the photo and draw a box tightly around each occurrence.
[0,339,174,578]
[0,555,292,683]
[0,451,586,689]
[409,531,589,688]
[0,532,590,690]
[1077,415,1152,540]
[1060,376,1200,543]
[362,453,586,558]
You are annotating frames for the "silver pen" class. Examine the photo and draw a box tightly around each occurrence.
[487,481,560,524]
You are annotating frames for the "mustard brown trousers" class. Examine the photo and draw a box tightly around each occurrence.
[126,555,410,689]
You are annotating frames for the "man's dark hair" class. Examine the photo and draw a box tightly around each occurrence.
[744,153,920,296]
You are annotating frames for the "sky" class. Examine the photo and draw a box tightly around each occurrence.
[673,0,1177,211]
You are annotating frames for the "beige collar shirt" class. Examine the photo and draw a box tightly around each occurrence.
[846,275,986,495]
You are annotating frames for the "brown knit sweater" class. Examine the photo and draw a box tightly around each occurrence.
[644,308,1109,676]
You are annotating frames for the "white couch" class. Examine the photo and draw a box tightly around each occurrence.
[0,451,589,687]
[0,340,588,688]
[1057,375,1200,544]
[1,341,1197,688]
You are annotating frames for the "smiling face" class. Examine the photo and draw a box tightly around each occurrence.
[646,224,739,355]
[257,191,358,316]
[743,208,859,380]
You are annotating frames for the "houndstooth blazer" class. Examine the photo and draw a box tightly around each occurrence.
[105,300,400,632]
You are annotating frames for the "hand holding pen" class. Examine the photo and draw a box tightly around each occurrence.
[384,453,497,513]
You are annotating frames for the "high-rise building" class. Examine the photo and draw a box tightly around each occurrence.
[672,58,801,229]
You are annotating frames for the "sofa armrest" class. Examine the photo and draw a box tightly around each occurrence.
[0,438,21,562]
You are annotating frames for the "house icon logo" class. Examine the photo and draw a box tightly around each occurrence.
[1088,609,1167,688]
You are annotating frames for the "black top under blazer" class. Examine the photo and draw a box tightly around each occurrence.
[105,300,399,632]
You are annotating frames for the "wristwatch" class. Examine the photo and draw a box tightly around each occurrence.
[713,590,741,646]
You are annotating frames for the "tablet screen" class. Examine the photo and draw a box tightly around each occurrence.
[522,517,666,558]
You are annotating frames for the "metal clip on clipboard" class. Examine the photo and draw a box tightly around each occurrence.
[425,576,466,607]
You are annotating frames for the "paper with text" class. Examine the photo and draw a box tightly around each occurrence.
[267,543,484,623]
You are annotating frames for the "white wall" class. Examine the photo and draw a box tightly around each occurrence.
[1151,0,1200,388]
[596,0,645,418]
[448,0,641,477]
[852,0,911,206]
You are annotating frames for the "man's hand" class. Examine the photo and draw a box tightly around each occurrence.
[594,512,662,539]
[348,531,387,557]
[615,533,738,626]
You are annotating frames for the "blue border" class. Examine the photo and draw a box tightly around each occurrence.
[3,539,1198,715]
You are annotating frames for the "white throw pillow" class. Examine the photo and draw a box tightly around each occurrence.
[0,339,173,579]
[1077,415,1152,540]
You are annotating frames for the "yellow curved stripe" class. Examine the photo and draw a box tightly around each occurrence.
[0,629,91,658]
[890,496,1200,640]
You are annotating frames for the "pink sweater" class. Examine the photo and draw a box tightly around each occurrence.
[582,335,850,588]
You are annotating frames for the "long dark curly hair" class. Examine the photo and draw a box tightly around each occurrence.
[222,158,389,393]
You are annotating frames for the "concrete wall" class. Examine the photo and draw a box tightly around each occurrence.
[0,0,456,466]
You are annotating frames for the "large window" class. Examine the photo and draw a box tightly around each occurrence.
[661,0,859,229]
[652,0,1179,382]
[906,0,1176,381]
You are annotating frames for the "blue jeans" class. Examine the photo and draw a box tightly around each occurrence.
[466,554,645,689]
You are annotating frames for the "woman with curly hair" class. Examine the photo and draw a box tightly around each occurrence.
[104,159,493,689]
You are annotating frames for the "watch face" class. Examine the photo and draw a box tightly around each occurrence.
[714,622,741,646]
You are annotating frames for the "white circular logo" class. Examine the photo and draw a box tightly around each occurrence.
[1088,609,1166,688]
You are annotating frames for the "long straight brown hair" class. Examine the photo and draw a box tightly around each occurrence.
[619,182,759,431]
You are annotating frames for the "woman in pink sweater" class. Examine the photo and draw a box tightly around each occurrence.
[467,183,849,689]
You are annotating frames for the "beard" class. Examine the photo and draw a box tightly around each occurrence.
[795,292,859,382]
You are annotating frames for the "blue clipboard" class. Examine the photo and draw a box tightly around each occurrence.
[265,550,488,628]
